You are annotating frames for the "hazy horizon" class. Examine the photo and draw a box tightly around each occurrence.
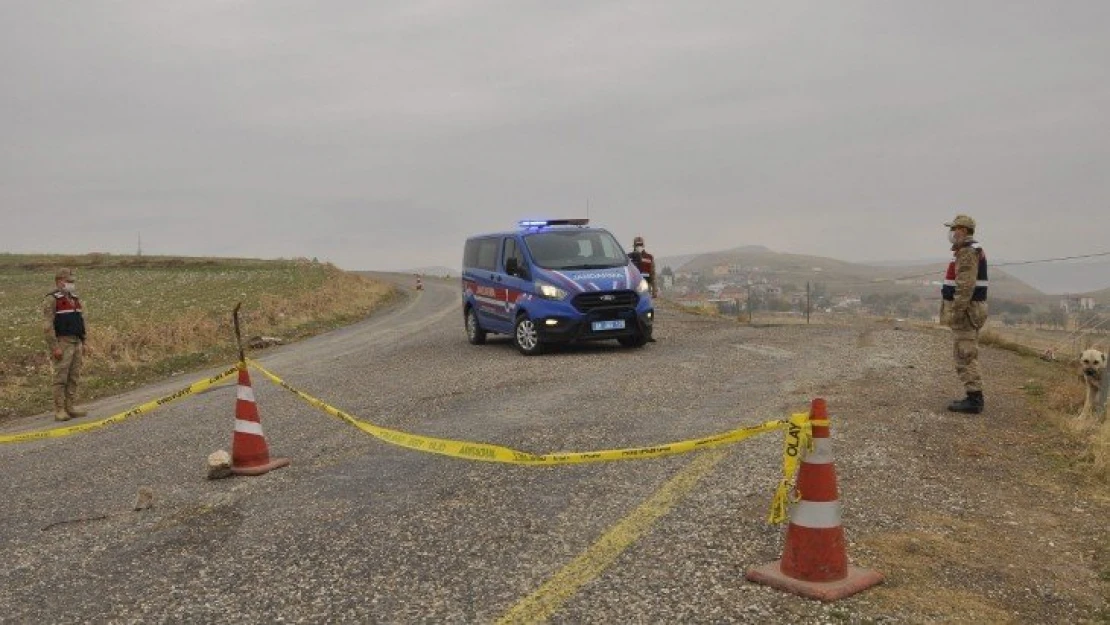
[2,2,1107,277]
[4,236,1107,296]
[404,240,1110,296]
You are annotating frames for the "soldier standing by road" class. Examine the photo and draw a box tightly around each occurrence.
[940,215,988,414]
[43,268,89,421]
[628,236,658,298]
[628,235,658,343]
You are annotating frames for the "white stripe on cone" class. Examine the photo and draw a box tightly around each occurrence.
[234,419,264,436]
[789,500,842,529]
[237,385,256,402]
[804,438,834,464]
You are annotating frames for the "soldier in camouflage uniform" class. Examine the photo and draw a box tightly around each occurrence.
[43,268,89,421]
[940,215,988,414]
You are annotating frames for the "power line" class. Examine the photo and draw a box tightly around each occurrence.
[994,251,1110,268]
[817,250,1110,289]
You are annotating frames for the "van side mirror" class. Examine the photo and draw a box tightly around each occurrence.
[505,257,520,277]
[506,258,530,280]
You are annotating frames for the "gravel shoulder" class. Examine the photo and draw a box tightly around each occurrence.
[749,320,1109,624]
[0,280,1105,624]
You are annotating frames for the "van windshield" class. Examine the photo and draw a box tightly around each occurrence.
[523,229,629,270]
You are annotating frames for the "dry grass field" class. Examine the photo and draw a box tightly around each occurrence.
[0,254,397,420]
[981,324,1110,482]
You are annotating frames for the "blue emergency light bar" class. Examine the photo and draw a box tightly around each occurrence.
[518,218,590,228]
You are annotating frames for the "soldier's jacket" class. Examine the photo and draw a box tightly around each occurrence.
[628,250,657,284]
[940,240,988,330]
[43,290,87,350]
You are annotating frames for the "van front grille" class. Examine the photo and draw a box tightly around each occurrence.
[572,291,638,313]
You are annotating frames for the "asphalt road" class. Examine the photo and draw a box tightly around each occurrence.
[0,274,875,624]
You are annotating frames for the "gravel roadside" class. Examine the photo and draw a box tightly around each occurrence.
[0,280,1105,623]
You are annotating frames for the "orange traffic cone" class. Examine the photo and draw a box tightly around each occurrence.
[746,398,882,601]
[230,363,290,476]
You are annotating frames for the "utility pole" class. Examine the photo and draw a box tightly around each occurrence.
[747,282,753,324]
[137,232,143,257]
[806,281,811,324]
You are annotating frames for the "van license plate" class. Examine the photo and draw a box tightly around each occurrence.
[592,320,626,331]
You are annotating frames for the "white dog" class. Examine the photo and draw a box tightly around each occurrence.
[1078,348,1107,420]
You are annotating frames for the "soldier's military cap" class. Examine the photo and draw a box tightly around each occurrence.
[55,268,74,280]
[944,215,976,230]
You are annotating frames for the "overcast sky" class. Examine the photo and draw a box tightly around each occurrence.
[2,1,1107,272]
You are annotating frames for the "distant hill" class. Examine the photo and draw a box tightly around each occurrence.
[865,256,1110,296]
[659,246,772,272]
[1083,285,1110,301]
[668,245,1048,302]
[994,259,1110,296]
[656,254,700,271]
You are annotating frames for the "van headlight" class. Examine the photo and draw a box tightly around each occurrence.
[536,282,568,301]
[635,278,650,294]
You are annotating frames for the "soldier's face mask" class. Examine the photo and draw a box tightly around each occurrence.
[62,281,76,293]
[634,245,644,253]
[947,229,959,245]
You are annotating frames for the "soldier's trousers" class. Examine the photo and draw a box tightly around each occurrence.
[952,328,982,393]
[52,336,83,408]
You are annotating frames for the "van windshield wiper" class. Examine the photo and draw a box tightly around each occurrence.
[560,263,623,270]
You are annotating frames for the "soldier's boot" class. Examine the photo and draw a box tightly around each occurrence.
[947,391,984,414]
[65,395,87,418]
[53,386,71,422]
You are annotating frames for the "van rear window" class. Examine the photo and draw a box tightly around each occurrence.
[464,237,501,271]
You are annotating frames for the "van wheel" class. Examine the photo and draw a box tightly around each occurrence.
[618,333,648,348]
[514,315,544,355]
[465,308,487,345]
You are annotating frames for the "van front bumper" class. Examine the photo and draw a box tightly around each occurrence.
[536,308,653,342]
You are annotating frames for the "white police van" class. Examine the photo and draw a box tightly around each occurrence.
[462,219,654,355]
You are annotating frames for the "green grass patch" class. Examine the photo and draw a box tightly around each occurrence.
[979,329,1044,359]
[0,254,397,420]
[1020,381,1046,397]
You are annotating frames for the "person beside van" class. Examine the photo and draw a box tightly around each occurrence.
[627,236,658,298]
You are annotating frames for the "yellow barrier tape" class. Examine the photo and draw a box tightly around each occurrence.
[0,366,239,445]
[248,359,788,466]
